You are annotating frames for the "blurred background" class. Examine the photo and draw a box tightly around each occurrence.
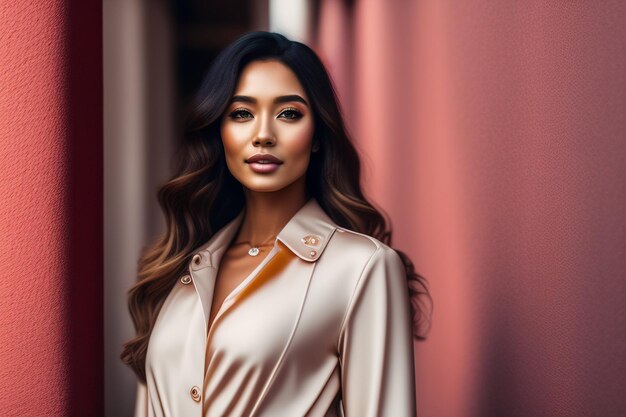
[1,0,625,416]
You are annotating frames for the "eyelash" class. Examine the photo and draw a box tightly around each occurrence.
[229,107,303,121]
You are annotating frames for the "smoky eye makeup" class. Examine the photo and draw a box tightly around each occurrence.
[228,106,305,121]
[279,107,304,120]
[228,108,253,119]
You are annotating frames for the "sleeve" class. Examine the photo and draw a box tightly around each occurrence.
[134,381,148,417]
[338,245,417,417]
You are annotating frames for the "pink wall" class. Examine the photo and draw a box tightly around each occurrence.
[0,1,103,415]
[316,1,626,416]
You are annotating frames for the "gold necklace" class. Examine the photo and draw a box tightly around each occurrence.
[234,235,276,257]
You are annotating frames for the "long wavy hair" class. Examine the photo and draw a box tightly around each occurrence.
[121,31,432,384]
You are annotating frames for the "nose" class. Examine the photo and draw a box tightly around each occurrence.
[253,112,276,146]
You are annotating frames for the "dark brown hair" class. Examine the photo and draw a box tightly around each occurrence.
[121,31,432,384]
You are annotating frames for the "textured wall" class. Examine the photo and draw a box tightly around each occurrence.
[317,1,626,416]
[0,1,103,415]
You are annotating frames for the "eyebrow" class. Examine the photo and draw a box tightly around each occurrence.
[229,94,309,107]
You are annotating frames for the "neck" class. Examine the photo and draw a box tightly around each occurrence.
[235,177,310,246]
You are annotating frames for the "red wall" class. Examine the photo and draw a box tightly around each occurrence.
[0,1,103,415]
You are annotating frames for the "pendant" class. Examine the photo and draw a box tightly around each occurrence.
[248,247,260,256]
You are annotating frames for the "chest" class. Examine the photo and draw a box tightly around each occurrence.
[207,244,273,331]
[148,245,352,373]
[205,247,319,363]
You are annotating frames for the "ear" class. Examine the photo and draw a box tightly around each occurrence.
[312,141,320,153]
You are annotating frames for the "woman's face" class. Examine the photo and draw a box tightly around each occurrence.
[220,59,315,193]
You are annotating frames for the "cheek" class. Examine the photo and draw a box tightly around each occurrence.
[220,124,246,160]
[283,122,314,158]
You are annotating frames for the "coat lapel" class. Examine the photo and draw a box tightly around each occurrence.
[187,197,338,335]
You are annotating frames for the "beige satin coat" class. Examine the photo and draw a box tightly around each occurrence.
[134,197,416,417]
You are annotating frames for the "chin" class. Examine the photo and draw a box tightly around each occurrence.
[245,183,290,193]
[240,175,301,193]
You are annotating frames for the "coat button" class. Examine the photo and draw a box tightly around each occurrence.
[180,274,192,285]
[190,385,201,402]
[301,234,322,247]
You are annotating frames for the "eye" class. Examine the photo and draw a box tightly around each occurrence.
[279,107,303,120]
[229,108,253,120]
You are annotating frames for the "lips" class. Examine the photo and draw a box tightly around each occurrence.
[245,153,283,164]
[245,153,283,174]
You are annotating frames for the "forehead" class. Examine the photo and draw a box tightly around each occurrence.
[233,59,307,98]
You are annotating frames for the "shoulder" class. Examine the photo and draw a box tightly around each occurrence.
[327,226,401,264]
[311,226,408,346]
[320,226,404,283]
[331,230,410,347]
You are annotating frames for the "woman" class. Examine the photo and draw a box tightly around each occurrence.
[121,31,431,417]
